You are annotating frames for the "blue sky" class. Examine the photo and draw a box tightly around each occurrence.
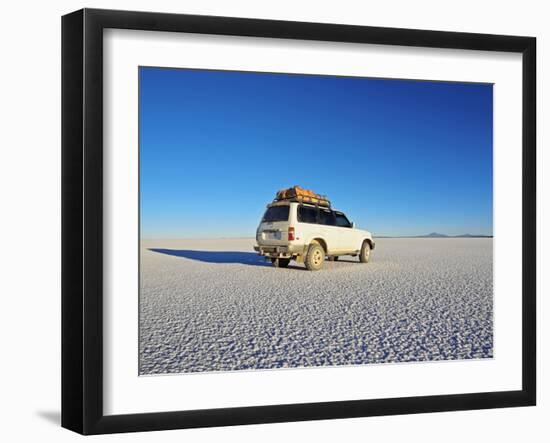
[140,67,493,238]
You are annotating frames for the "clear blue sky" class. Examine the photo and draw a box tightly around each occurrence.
[140,67,493,238]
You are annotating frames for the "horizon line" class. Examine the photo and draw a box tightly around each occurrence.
[141,234,494,241]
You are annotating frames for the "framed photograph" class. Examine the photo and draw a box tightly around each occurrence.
[61,8,536,434]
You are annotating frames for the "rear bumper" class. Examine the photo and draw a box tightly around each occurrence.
[254,243,305,258]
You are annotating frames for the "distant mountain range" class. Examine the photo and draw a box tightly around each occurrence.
[377,232,493,238]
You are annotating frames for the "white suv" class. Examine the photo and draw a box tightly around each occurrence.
[254,201,375,270]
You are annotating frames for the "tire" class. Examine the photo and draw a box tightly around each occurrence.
[305,243,325,271]
[272,258,290,268]
[359,241,371,263]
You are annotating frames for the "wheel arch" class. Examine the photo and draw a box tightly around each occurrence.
[310,237,328,253]
[363,238,375,249]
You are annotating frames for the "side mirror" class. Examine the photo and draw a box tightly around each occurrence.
[351,222,355,228]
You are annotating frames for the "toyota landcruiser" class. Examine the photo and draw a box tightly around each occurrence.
[254,200,375,271]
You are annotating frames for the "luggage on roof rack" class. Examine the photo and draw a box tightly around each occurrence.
[275,186,331,207]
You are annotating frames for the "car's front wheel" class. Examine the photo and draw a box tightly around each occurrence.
[359,241,371,263]
[271,257,290,268]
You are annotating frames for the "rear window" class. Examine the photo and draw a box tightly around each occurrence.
[319,208,336,226]
[298,205,317,224]
[262,205,289,222]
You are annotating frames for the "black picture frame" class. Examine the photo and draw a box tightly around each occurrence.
[62,8,536,435]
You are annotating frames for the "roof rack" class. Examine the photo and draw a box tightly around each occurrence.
[273,196,331,208]
[274,186,331,208]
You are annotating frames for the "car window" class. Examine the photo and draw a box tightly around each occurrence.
[262,205,289,222]
[298,205,317,224]
[335,212,352,228]
[319,208,336,226]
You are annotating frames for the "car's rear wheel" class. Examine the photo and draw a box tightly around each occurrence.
[359,241,371,263]
[271,258,290,268]
[305,243,325,271]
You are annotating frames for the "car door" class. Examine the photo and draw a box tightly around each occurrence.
[317,208,340,253]
[334,212,358,253]
[296,204,321,244]
[257,204,291,246]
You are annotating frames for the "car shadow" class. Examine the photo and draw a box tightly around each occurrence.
[149,249,273,267]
